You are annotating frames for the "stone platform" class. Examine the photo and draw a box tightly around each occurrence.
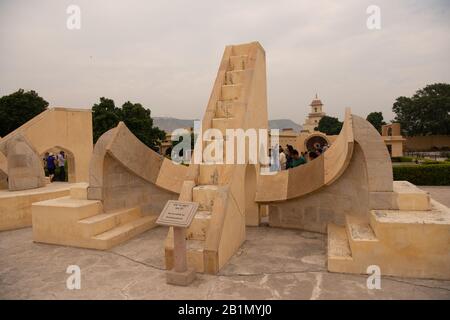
[328,182,450,279]
[32,183,158,250]
[0,182,74,231]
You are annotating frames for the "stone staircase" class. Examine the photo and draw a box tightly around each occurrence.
[183,53,248,273]
[328,181,450,279]
[32,183,157,250]
[165,42,267,274]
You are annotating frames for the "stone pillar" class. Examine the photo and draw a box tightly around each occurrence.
[166,226,196,286]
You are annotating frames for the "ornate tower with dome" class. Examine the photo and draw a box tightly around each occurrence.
[302,94,326,133]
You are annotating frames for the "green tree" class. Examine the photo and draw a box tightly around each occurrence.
[92,97,165,151]
[393,83,450,136]
[121,101,165,150]
[366,111,386,133]
[92,97,121,142]
[0,89,49,137]
[317,116,343,135]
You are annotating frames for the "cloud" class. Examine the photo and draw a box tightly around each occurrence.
[1,0,449,123]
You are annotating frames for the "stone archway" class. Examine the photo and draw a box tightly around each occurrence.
[40,146,75,182]
[244,164,259,226]
[305,134,329,151]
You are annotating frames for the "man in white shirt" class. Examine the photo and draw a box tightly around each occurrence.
[279,146,287,170]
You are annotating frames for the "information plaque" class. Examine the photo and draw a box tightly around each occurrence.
[156,200,199,228]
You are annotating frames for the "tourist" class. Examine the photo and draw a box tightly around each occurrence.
[309,150,318,160]
[57,151,66,182]
[291,150,306,168]
[286,145,294,169]
[46,152,56,182]
[301,152,308,163]
[316,149,322,157]
[314,143,323,155]
[279,146,287,170]
[269,145,280,172]
[43,152,49,170]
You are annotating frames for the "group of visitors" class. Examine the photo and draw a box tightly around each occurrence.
[43,151,66,182]
[308,142,329,160]
[279,145,307,170]
[275,142,330,171]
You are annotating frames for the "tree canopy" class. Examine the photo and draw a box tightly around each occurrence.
[0,89,49,137]
[392,83,450,136]
[92,97,166,151]
[366,111,386,133]
[316,116,343,135]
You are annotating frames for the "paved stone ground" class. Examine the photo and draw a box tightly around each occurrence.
[419,186,450,207]
[0,187,449,300]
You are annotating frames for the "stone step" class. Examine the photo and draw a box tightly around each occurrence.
[345,215,379,254]
[91,215,157,250]
[215,100,243,118]
[328,223,352,259]
[393,181,430,210]
[186,211,211,240]
[77,207,142,238]
[69,182,89,200]
[187,239,205,272]
[370,199,450,252]
[229,55,248,71]
[225,70,245,85]
[198,164,232,185]
[32,196,103,221]
[221,84,242,101]
[203,138,226,164]
[328,201,450,278]
[193,185,221,211]
[327,223,353,273]
[212,117,236,137]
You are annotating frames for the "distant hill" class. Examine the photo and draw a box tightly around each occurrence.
[153,117,195,133]
[153,117,302,133]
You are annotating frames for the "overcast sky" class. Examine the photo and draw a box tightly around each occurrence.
[1,0,449,124]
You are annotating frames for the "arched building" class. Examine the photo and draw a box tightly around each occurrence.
[275,95,337,154]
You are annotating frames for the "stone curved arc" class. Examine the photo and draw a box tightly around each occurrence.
[255,108,354,202]
[104,122,164,185]
[88,122,188,199]
[87,125,118,194]
[323,108,354,186]
[0,133,46,190]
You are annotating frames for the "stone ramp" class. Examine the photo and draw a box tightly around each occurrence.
[165,42,268,274]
